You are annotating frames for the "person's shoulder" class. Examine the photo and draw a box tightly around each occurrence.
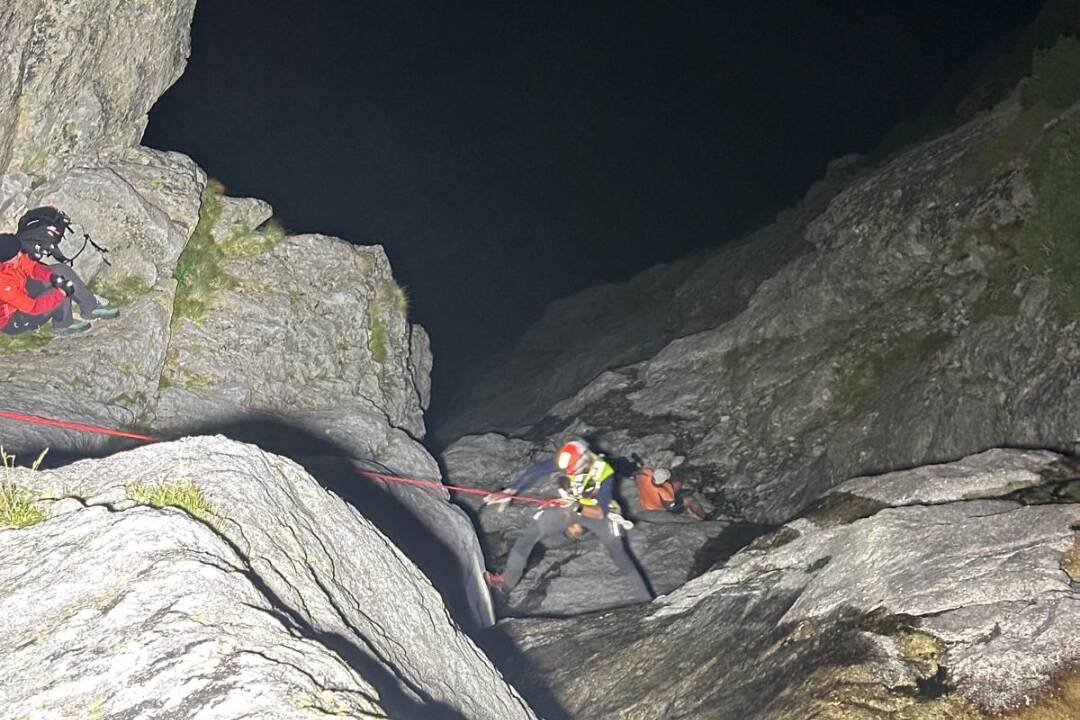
[0,254,27,274]
[13,254,37,270]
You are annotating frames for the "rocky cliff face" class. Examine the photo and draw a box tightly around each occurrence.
[437,23,1080,718]
[496,449,1080,719]
[0,0,439,476]
[6,2,1080,719]
[445,86,1080,527]
[0,4,503,711]
[436,154,864,442]
[0,0,198,178]
[0,437,535,720]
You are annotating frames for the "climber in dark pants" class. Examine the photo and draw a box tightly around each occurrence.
[483,439,653,603]
[3,262,102,334]
[0,229,118,336]
[499,504,651,599]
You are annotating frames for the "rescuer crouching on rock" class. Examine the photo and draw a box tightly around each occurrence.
[0,207,118,336]
[635,466,715,520]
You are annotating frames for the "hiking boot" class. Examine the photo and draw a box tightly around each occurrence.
[86,306,120,320]
[54,319,91,335]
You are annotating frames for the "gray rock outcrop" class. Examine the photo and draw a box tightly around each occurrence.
[0,436,536,719]
[0,0,198,177]
[157,228,429,460]
[497,449,1080,719]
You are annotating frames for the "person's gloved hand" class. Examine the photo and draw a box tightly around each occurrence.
[608,512,634,536]
[482,488,515,511]
[50,274,75,296]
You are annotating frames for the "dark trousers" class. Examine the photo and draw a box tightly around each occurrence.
[502,506,653,602]
[2,266,98,335]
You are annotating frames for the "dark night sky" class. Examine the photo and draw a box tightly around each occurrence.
[144,0,1045,417]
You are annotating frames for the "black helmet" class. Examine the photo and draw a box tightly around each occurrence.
[0,233,19,262]
[16,206,72,262]
[18,206,71,235]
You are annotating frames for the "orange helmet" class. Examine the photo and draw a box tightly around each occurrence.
[556,440,590,474]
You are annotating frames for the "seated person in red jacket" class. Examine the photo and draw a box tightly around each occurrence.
[635,467,711,520]
[0,232,116,336]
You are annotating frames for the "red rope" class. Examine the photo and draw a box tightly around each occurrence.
[358,470,559,506]
[0,410,160,442]
[0,408,556,506]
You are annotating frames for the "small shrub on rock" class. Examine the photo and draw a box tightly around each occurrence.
[173,181,234,324]
[0,447,47,529]
[127,480,214,519]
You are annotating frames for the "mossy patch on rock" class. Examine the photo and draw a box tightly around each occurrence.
[367,307,388,365]
[1023,36,1080,110]
[1015,116,1080,322]
[723,335,796,374]
[376,278,409,316]
[0,325,53,353]
[88,275,150,307]
[160,348,217,392]
[954,35,1080,191]
[172,180,235,324]
[952,101,1059,190]
[217,217,287,258]
[833,329,953,414]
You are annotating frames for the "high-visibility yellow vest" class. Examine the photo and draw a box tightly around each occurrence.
[565,456,613,505]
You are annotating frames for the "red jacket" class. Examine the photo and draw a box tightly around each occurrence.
[0,254,66,329]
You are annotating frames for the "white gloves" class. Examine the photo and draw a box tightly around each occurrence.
[482,488,515,511]
[608,512,634,536]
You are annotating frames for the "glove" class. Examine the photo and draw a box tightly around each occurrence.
[50,274,75,296]
[608,512,634,536]
[553,488,576,508]
[482,488,514,511]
